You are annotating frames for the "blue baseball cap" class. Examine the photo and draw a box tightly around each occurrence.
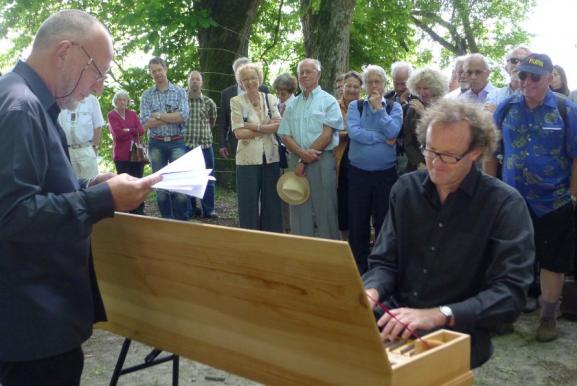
[516,53,553,75]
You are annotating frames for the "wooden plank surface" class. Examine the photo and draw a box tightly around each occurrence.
[92,213,390,385]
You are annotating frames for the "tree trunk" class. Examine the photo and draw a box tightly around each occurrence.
[300,0,356,94]
[195,0,264,104]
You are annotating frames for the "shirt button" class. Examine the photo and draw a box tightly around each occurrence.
[431,246,436,251]
[423,268,428,274]
[438,222,443,228]
[413,291,419,297]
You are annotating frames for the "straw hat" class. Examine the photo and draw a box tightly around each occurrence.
[276,172,310,205]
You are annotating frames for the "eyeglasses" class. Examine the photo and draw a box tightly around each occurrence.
[466,69,485,76]
[507,58,521,65]
[518,72,541,82]
[71,42,109,83]
[420,146,469,164]
[54,42,109,100]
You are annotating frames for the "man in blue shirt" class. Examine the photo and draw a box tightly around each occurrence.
[278,58,343,239]
[0,10,160,385]
[141,57,190,220]
[490,53,577,342]
[346,65,403,273]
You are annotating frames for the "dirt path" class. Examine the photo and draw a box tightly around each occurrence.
[81,193,577,385]
[81,311,577,385]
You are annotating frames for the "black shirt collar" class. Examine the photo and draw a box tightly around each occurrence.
[13,60,60,119]
[421,165,481,203]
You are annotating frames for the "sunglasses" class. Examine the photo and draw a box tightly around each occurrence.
[518,72,542,82]
[507,58,521,65]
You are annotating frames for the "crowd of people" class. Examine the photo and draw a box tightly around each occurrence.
[212,48,576,368]
[62,43,577,367]
[2,8,577,384]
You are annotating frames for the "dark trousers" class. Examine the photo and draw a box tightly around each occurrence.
[0,347,83,386]
[337,147,350,231]
[348,165,397,274]
[114,160,145,214]
[236,161,282,232]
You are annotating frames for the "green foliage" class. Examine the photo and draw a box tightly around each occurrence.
[0,0,215,163]
[249,0,303,83]
[349,0,416,72]
[347,0,533,78]
[0,0,534,161]
[412,0,535,66]
[0,0,213,93]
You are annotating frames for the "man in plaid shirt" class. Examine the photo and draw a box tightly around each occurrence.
[141,57,190,220]
[184,70,218,218]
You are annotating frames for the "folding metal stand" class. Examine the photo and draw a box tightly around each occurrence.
[109,338,179,386]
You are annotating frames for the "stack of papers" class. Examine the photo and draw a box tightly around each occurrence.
[151,146,216,198]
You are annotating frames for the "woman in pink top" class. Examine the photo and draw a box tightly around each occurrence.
[108,90,146,214]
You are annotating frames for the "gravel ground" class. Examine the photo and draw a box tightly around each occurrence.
[82,312,577,385]
[81,189,577,385]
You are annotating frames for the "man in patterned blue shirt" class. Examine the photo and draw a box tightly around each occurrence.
[489,53,577,342]
[140,57,190,220]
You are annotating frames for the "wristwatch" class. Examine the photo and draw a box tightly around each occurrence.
[439,305,453,326]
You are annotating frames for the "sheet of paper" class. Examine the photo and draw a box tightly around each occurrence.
[151,146,215,198]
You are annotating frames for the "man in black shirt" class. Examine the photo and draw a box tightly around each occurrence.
[0,10,160,386]
[363,99,534,368]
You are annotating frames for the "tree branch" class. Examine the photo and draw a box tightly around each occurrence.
[412,10,457,35]
[412,9,465,52]
[411,15,459,54]
[456,1,478,52]
[258,0,284,61]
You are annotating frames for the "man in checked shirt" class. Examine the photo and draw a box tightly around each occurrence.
[140,57,190,220]
[184,70,218,218]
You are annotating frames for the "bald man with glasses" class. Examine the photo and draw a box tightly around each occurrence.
[0,10,161,385]
[460,53,495,104]
[363,99,534,369]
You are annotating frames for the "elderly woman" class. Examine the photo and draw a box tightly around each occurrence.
[346,65,403,274]
[334,71,362,240]
[404,67,449,171]
[273,72,297,116]
[108,89,146,214]
[230,63,283,232]
[273,73,297,233]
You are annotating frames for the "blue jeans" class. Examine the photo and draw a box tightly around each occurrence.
[148,139,191,220]
[187,146,216,216]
